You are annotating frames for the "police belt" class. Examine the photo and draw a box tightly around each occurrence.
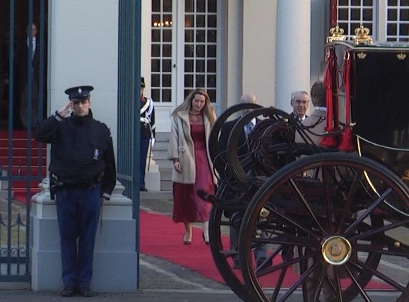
[61,181,97,189]
[51,175,98,189]
[140,117,151,126]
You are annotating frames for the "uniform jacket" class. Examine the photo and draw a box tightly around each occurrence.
[294,108,326,145]
[140,96,155,139]
[35,110,117,199]
[168,111,216,184]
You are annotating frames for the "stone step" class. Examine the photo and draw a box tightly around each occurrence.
[152,150,167,162]
[140,190,172,200]
[154,132,169,142]
[159,167,172,191]
[152,141,168,151]
[151,132,171,191]
[161,180,172,191]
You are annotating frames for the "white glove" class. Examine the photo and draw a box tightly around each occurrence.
[57,101,73,117]
[150,138,156,147]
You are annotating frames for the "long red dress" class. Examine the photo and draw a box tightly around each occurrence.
[172,121,214,223]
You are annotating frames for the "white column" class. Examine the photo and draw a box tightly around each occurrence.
[276,0,311,113]
[242,1,276,108]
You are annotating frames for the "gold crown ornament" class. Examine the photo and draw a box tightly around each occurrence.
[397,53,407,60]
[326,25,346,43]
[353,25,373,45]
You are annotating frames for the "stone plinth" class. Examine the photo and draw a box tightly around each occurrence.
[144,156,160,191]
[30,179,137,292]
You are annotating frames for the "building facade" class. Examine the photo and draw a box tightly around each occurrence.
[3,1,408,135]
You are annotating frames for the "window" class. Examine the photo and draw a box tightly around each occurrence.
[151,0,173,103]
[184,0,217,101]
[386,0,409,41]
[337,0,409,42]
[338,0,375,40]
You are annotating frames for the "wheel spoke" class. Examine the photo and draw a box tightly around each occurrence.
[280,261,317,301]
[344,187,394,234]
[351,217,409,243]
[349,258,406,291]
[288,177,327,233]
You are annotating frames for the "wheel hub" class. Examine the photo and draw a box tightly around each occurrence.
[321,236,351,265]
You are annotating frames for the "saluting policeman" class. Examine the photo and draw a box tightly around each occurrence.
[35,85,116,297]
[139,77,155,191]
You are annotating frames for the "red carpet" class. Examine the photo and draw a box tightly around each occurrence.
[139,210,392,290]
[140,210,225,283]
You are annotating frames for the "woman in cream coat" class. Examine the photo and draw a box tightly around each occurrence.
[168,88,217,245]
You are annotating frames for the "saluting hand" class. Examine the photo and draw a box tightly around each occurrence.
[57,101,73,117]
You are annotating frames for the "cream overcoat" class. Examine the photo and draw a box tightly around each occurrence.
[167,111,216,184]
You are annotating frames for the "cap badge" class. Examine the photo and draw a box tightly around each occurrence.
[78,88,82,94]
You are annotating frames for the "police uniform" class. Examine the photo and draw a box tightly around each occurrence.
[140,77,155,191]
[35,85,116,297]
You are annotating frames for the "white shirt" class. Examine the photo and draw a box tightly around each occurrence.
[244,118,256,136]
[27,37,36,59]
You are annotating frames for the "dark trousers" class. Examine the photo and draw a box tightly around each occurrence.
[56,185,101,287]
[230,223,267,262]
[140,138,150,188]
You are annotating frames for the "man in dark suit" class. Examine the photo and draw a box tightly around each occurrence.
[15,22,45,129]
[218,93,271,269]
[294,81,326,145]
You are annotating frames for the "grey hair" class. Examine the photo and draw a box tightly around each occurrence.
[290,90,309,102]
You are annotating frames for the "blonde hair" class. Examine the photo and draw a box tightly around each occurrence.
[172,88,216,124]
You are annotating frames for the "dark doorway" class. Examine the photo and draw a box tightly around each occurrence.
[0,0,48,130]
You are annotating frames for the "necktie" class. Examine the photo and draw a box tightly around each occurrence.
[32,39,36,59]
[245,121,254,138]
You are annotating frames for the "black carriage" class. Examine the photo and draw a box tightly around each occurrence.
[206,37,409,302]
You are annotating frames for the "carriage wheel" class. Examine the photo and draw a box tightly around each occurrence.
[227,107,294,186]
[208,102,262,177]
[209,203,252,301]
[238,152,409,302]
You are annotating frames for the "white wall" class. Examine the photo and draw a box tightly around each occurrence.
[49,0,119,147]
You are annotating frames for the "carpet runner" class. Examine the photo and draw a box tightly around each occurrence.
[139,210,393,290]
[0,130,46,203]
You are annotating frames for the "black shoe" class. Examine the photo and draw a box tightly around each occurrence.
[140,187,148,192]
[61,286,75,297]
[256,257,273,269]
[79,287,93,297]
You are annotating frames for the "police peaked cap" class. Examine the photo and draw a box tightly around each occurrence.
[65,85,94,100]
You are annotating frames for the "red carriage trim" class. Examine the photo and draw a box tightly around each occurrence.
[320,46,339,147]
[339,50,356,151]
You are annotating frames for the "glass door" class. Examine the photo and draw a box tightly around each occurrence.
[151,0,218,131]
